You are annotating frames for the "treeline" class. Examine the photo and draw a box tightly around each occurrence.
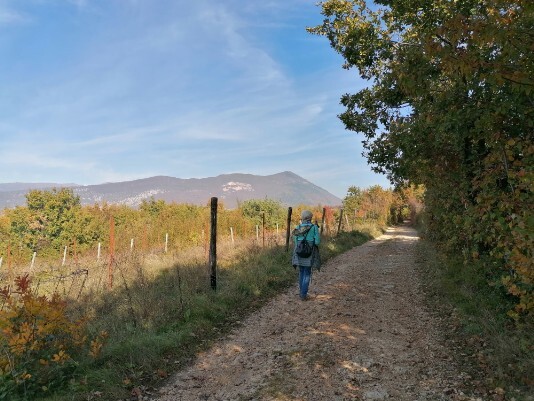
[311,0,533,317]
[0,185,410,265]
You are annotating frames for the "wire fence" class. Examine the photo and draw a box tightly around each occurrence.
[0,204,359,300]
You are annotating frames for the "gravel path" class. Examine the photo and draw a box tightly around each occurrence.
[154,225,478,401]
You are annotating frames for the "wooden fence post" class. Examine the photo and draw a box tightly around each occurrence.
[209,197,217,291]
[285,207,292,252]
[337,208,344,236]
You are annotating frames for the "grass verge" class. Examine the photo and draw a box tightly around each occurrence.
[33,226,378,401]
[415,238,533,401]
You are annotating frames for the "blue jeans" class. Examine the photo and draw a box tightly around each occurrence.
[298,266,312,299]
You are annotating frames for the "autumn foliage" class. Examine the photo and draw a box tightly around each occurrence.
[0,274,106,398]
[342,185,408,227]
[0,190,291,265]
[311,0,533,317]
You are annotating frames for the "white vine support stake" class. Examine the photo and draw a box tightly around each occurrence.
[165,233,169,253]
[256,225,259,241]
[131,238,134,251]
[230,227,235,247]
[0,257,3,269]
[97,242,101,261]
[276,223,279,237]
[62,246,67,266]
[30,252,37,271]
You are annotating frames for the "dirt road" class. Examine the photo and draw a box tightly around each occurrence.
[154,225,478,401]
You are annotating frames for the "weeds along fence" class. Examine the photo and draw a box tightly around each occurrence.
[0,201,356,299]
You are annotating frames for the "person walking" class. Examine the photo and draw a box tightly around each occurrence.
[292,210,321,301]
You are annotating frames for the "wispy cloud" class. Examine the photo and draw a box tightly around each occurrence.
[0,4,29,25]
[67,0,88,7]
[0,0,390,197]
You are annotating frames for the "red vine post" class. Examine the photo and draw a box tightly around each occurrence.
[7,241,12,279]
[320,207,326,236]
[142,225,148,251]
[108,216,115,290]
[262,212,265,248]
[73,239,78,265]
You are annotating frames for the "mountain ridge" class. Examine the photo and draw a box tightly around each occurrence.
[0,172,342,209]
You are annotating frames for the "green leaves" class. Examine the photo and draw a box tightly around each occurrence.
[5,189,82,254]
[240,199,285,228]
[312,0,533,317]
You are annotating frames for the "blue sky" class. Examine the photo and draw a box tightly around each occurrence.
[0,0,390,199]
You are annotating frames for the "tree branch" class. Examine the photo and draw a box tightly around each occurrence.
[502,76,534,87]
[435,34,453,47]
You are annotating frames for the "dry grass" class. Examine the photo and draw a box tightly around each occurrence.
[1,225,380,401]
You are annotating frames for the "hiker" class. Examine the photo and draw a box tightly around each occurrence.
[292,210,321,301]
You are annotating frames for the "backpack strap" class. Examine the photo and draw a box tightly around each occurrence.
[300,224,314,244]
[292,223,314,241]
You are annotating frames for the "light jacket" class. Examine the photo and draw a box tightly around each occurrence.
[292,223,320,246]
[292,223,320,267]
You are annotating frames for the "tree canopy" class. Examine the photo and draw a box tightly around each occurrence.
[310,0,533,316]
[9,188,82,252]
[240,199,286,228]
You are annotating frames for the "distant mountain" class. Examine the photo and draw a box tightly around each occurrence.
[0,172,342,209]
[0,182,78,192]
[0,183,80,208]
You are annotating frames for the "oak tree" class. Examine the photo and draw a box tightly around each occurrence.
[310,0,533,315]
